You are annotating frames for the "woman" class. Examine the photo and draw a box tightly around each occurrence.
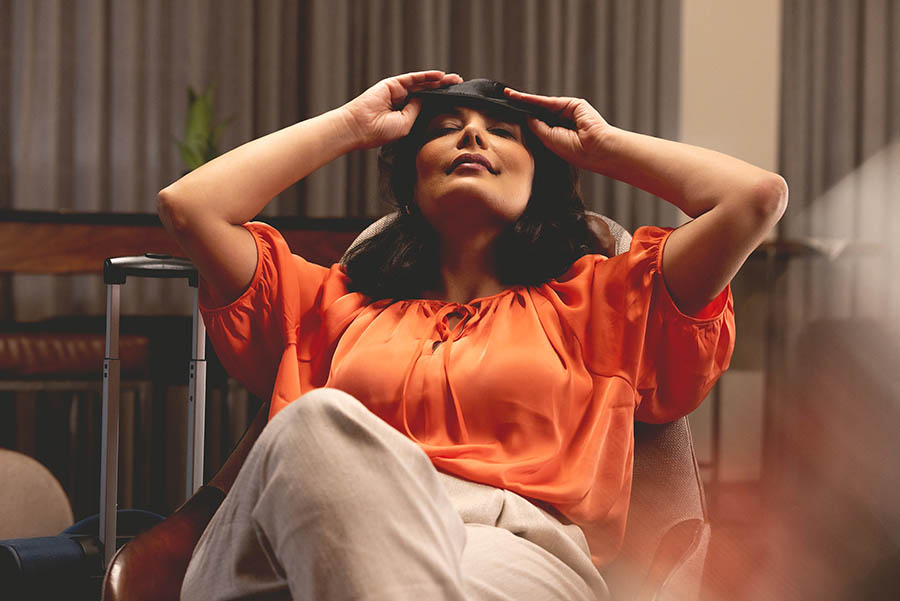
[160,70,787,601]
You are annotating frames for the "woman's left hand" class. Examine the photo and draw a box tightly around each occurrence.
[503,88,613,171]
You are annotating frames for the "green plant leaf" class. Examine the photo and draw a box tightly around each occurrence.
[177,141,205,171]
[177,84,232,171]
[186,101,211,147]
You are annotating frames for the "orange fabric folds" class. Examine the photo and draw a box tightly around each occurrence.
[200,221,735,568]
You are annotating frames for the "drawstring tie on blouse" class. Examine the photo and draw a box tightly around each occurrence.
[399,301,482,443]
[436,303,476,442]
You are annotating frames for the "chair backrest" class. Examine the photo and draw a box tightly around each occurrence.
[0,449,74,538]
[340,210,632,263]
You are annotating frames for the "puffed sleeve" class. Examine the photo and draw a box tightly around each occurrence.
[199,222,330,401]
[628,227,734,422]
[547,226,735,423]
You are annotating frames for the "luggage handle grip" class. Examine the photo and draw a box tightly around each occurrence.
[104,254,199,286]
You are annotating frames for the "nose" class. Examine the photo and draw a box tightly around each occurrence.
[456,121,488,149]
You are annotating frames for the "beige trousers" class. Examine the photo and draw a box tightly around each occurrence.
[182,388,610,601]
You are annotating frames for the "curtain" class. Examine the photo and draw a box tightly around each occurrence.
[778,0,899,331]
[4,0,682,321]
[3,0,683,519]
[775,0,899,381]
[769,0,900,590]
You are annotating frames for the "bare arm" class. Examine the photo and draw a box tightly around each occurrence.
[505,88,787,315]
[158,70,462,306]
[589,127,787,314]
[158,110,359,306]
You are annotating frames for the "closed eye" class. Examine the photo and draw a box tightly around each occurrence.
[490,128,517,138]
[426,125,519,140]
[425,126,460,139]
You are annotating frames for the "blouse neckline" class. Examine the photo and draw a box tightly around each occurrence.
[410,285,526,308]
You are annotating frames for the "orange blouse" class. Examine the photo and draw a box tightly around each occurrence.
[200,221,734,568]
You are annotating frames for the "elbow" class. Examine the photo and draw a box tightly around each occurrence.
[728,173,788,232]
[750,173,789,225]
[157,186,191,235]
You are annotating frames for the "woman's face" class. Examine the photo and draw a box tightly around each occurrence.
[413,106,534,233]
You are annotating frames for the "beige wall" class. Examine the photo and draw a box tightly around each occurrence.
[679,0,782,171]
[679,0,782,483]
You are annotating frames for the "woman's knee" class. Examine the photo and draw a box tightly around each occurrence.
[251,387,435,494]
[264,386,351,430]
[254,388,372,460]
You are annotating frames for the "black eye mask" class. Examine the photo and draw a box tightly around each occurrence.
[407,78,576,130]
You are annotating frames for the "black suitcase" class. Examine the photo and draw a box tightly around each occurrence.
[0,254,207,600]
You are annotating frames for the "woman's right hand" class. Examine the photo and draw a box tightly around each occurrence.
[339,70,462,149]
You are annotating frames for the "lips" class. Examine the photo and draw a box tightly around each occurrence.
[448,153,497,174]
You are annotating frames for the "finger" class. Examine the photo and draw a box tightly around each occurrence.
[408,78,453,93]
[389,72,462,111]
[527,117,555,142]
[529,117,580,157]
[505,87,570,107]
[505,88,582,119]
[392,71,458,104]
[394,70,448,88]
[441,72,463,85]
[386,73,442,103]
[386,78,412,107]
[399,97,423,122]
[505,87,577,104]
[407,71,461,92]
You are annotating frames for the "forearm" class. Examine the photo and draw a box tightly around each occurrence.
[508,87,787,313]
[591,127,784,219]
[154,70,457,306]
[592,127,787,313]
[158,107,360,225]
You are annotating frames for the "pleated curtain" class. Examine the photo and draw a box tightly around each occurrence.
[779,0,900,329]
[769,0,900,477]
[3,0,681,321]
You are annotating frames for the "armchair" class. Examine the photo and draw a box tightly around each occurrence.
[102,213,710,601]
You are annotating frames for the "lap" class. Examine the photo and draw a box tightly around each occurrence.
[185,388,609,600]
[461,524,602,601]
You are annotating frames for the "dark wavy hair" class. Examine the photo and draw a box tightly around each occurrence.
[343,96,593,300]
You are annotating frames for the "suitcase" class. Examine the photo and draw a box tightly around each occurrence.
[0,253,207,600]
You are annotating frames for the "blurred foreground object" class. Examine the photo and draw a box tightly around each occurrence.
[777,318,900,601]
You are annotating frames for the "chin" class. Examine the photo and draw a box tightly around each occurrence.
[415,176,529,228]
[421,197,526,234]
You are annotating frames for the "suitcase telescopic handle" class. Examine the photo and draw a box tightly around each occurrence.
[104,253,198,287]
[100,252,206,566]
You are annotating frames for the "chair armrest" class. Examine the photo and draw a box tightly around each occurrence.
[102,402,269,601]
[208,401,270,494]
[635,518,709,601]
[102,485,224,601]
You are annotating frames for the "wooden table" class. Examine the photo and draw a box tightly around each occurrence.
[0,210,375,274]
